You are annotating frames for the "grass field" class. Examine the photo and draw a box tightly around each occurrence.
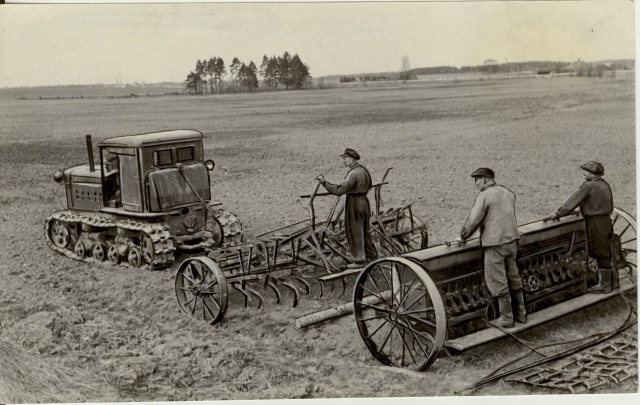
[0,74,636,401]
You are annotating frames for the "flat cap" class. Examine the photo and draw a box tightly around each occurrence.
[580,161,604,176]
[471,167,495,179]
[340,148,360,160]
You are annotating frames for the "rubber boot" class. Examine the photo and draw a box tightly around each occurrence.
[488,294,515,328]
[587,268,612,294]
[611,266,620,290]
[512,289,527,323]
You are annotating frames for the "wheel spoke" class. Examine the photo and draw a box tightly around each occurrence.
[400,319,436,345]
[360,283,391,307]
[397,277,420,308]
[202,297,217,321]
[190,295,199,315]
[378,265,393,293]
[396,324,417,366]
[180,272,196,285]
[618,224,631,238]
[359,314,389,322]
[376,322,395,354]
[622,238,637,245]
[364,318,392,341]
[404,291,429,312]
[358,301,393,313]
[202,294,221,311]
[400,306,435,316]
[624,248,637,253]
[405,313,437,329]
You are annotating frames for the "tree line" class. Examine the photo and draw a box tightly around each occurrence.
[185,51,310,95]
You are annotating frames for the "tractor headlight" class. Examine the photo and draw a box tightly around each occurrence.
[205,159,215,171]
[53,170,64,183]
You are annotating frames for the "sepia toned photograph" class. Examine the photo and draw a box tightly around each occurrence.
[0,0,636,403]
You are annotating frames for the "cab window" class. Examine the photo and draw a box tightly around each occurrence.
[177,146,194,162]
[154,149,173,166]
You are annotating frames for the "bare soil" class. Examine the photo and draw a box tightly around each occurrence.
[0,74,636,401]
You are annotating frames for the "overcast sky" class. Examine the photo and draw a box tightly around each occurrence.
[0,1,635,87]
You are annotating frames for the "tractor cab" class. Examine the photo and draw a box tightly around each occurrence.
[97,130,214,213]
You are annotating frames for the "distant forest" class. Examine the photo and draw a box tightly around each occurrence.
[409,59,635,76]
[335,59,634,84]
[185,51,311,95]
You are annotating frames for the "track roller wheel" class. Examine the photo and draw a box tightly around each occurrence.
[92,243,106,262]
[106,244,120,265]
[73,241,86,258]
[141,234,155,265]
[49,219,70,248]
[127,246,142,268]
[353,257,446,371]
[175,257,228,325]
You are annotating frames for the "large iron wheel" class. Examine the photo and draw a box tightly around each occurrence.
[612,207,637,278]
[49,219,70,249]
[175,257,228,325]
[353,257,446,371]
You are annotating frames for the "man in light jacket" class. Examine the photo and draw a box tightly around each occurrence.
[460,168,525,328]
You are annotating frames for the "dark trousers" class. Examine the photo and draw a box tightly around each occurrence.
[345,195,378,262]
[585,215,613,269]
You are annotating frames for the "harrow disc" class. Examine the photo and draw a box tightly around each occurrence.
[175,257,228,325]
[353,257,446,371]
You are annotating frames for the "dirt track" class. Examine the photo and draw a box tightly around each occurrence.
[0,74,636,401]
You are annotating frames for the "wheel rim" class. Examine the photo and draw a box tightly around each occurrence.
[175,257,228,325]
[141,235,155,265]
[612,207,637,277]
[73,241,85,258]
[127,246,142,267]
[106,244,120,264]
[50,220,70,248]
[206,215,224,247]
[93,244,105,261]
[353,257,446,371]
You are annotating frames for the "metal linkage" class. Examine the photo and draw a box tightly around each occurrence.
[508,334,638,393]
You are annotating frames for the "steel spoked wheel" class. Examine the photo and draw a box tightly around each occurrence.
[106,244,120,264]
[74,241,86,258]
[127,246,142,268]
[353,257,446,371]
[175,257,228,325]
[93,243,106,261]
[141,235,155,265]
[612,207,637,278]
[49,220,70,248]
[378,210,428,253]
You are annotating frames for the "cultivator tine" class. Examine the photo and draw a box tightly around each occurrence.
[277,278,300,307]
[290,276,311,294]
[231,281,252,308]
[245,285,264,309]
[265,277,282,305]
[337,277,347,298]
[315,278,325,298]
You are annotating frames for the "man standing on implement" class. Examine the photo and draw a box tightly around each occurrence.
[460,168,526,328]
[316,149,378,268]
[547,161,616,293]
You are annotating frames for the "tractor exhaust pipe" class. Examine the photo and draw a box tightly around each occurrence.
[86,134,95,172]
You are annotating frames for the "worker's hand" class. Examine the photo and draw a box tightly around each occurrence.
[315,175,325,185]
[544,213,560,222]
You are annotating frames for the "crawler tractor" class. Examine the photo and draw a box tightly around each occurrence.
[45,130,242,269]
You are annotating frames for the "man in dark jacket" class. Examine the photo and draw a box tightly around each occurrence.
[460,168,525,328]
[316,149,378,268]
[548,161,616,293]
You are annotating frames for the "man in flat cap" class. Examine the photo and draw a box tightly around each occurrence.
[547,161,616,293]
[460,168,525,328]
[316,149,378,268]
